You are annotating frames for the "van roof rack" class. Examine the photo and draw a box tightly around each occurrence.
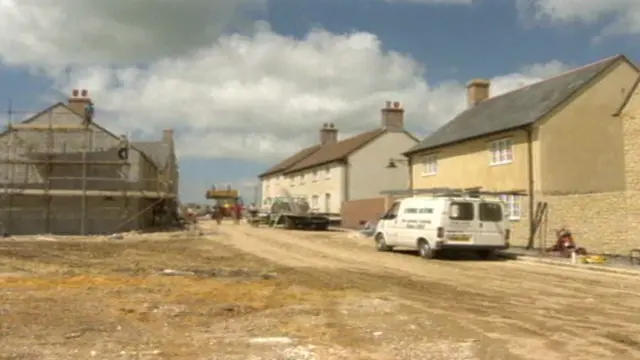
[380,187,527,198]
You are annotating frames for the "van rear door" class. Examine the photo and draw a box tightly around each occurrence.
[445,201,478,244]
[477,201,506,246]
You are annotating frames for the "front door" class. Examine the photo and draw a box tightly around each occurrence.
[324,193,331,213]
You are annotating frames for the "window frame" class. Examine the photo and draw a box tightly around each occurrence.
[489,138,514,166]
[312,170,319,182]
[499,194,521,221]
[421,154,437,176]
[324,166,331,179]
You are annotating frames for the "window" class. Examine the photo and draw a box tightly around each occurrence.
[449,202,474,221]
[312,170,319,182]
[384,202,401,218]
[490,138,513,165]
[499,195,521,220]
[298,175,304,185]
[324,166,331,179]
[311,195,319,210]
[421,154,437,176]
[479,202,503,222]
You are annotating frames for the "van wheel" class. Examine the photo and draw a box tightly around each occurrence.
[418,239,436,259]
[476,250,494,260]
[375,234,392,252]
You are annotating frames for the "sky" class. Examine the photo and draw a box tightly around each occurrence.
[0,0,638,202]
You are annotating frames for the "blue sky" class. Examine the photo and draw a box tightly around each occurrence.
[0,0,638,202]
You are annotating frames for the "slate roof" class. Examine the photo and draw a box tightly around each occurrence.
[131,141,171,169]
[406,55,626,155]
[258,144,322,178]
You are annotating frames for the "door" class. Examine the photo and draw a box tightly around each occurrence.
[379,201,401,245]
[446,201,478,244]
[324,193,331,213]
[477,201,506,246]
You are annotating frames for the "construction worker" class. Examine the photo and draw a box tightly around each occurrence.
[117,135,128,160]
[83,101,94,126]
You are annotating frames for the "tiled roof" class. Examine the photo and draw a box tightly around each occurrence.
[258,144,322,178]
[283,129,385,174]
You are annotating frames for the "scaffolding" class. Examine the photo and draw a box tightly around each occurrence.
[0,105,177,235]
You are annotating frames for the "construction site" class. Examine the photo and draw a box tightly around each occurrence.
[0,89,179,235]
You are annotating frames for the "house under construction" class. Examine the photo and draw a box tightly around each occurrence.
[0,89,180,235]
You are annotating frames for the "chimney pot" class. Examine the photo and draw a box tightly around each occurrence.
[466,79,490,108]
[72,89,79,97]
[80,89,88,97]
[320,122,338,145]
[381,101,404,132]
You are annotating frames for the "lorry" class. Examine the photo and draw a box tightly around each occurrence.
[267,194,330,230]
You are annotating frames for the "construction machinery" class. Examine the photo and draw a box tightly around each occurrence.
[266,190,330,230]
[205,185,241,219]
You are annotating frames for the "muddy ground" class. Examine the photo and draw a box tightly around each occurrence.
[1,220,639,360]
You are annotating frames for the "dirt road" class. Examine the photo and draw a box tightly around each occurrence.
[207,221,640,360]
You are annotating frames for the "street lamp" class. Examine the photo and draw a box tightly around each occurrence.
[386,158,409,169]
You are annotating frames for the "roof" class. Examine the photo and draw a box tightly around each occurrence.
[258,144,322,178]
[1,102,161,170]
[283,128,385,174]
[131,141,171,169]
[406,54,626,155]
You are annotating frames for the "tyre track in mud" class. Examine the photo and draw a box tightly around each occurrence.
[208,222,640,358]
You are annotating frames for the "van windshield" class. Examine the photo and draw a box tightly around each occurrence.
[479,202,503,222]
[449,202,474,221]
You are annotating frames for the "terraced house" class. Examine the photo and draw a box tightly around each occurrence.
[258,101,418,216]
[404,54,640,254]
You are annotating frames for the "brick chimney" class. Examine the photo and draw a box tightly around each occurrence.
[68,88,91,115]
[381,101,404,131]
[319,123,338,145]
[466,79,490,107]
[163,129,174,143]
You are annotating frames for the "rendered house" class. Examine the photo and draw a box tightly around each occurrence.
[403,54,639,254]
[258,101,418,215]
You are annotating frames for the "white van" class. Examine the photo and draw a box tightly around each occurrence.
[374,195,510,259]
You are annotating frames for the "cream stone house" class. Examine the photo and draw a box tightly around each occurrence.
[403,54,640,254]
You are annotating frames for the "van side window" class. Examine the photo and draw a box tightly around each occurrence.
[449,202,474,220]
[418,208,433,214]
[404,208,418,213]
[479,202,503,222]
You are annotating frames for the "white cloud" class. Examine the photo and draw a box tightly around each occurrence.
[0,0,569,163]
[0,0,266,68]
[517,0,640,37]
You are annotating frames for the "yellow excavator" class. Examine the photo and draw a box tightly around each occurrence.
[205,185,241,222]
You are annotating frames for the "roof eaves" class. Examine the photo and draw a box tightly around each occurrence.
[403,125,532,156]
[282,157,347,175]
